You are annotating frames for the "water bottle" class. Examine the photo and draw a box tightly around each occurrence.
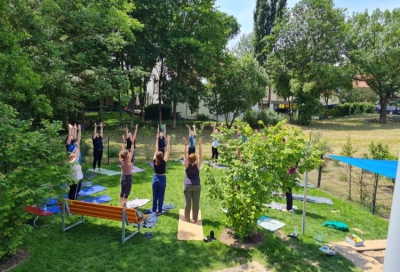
[43,204,47,214]
[294,224,298,236]
[318,232,322,242]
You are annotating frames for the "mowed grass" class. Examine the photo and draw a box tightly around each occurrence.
[15,113,394,272]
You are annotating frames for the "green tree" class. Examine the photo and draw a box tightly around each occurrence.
[0,102,69,260]
[204,120,323,239]
[340,136,357,200]
[232,32,255,57]
[267,0,347,125]
[347,9,400,124]
[204,54,268,128]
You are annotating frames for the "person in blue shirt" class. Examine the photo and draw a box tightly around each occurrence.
[67,124,82,165]
[186,124,197,155]
[92,122,104,172]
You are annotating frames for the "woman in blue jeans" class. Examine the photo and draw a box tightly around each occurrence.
[182,137,202,222]
[152,132,170,215]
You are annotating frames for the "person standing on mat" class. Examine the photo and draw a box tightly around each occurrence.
[283,166,297,212]
[182,137,202,222]
[152,132,170,215]
[92,122,104,172]
[125,124,138,162]
[68,145,83,200]
[119,134,135,207]
[186,124,197,155]
[157,124,166,155]
[211,123,220,166]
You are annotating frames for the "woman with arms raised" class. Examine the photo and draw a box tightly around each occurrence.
[152,132,170,215]
[182,137,202,222]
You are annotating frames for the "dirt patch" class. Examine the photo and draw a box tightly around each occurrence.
[0,249,30,272]
[362,250,385,264]
[219,228,265,249]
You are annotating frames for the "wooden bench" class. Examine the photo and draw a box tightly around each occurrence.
[59,200,148,244]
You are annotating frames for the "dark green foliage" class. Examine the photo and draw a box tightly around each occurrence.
[331,102,375,117]
[144,104,172,121]
[243,109,285,128]
[196,113,210,121]
[0,102,69,260]
[296,92,321,125]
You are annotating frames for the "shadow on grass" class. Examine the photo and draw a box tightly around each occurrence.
[258,230,359,272]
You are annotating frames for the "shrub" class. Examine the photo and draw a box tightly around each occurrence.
[243,109,284,129]
[331,102,375,117]
[197,113,209,121]
[0,102,68,261]
[144,104,172,121]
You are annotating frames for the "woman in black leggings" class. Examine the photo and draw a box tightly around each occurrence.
[211,123,220,165]
[92,122,104,172]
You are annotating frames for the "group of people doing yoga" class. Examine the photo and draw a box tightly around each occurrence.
[64,121,225,223]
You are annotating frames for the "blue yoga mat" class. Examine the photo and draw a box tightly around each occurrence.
[82,195,112,204]
[45,198,58,206]
[78,185,106,197]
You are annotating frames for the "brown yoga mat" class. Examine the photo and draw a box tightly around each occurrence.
[177,209,204,241]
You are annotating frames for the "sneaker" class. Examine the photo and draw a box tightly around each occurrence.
[98,168,102,172]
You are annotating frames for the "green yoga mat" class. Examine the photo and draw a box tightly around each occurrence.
[87,168,120,176]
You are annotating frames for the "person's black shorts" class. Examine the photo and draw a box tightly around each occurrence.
[120,174,132,199]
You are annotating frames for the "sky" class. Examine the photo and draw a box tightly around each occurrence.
[214,0,400,48]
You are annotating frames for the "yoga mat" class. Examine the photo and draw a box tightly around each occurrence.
[83,173,96,180]
[126,199,150,209]
[78,185,107,197]
[82,195,112,204]
[87,168,121,176]
[81,182,93,188]
[177,209,204,241]
[264,202,297,211]
[132,166,145,173]
[41,205,61,214]
[45,198,58,206]
[296,182,316,188]
[257,215,286,232]
[292,194,334,205]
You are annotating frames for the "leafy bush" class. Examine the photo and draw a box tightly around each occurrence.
[296,93,322,125]
[331,102,375,117]
[197,113,209,121]
[204,121,323,240]
[243,109,284,129]
[144,104,172,121]
[0,102,69,261]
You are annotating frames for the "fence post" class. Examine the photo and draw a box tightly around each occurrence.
[317,154,323,187]
[372,174,379,214]
[107,137,110,165]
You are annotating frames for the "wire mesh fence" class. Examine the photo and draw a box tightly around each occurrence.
[305,159,393,218]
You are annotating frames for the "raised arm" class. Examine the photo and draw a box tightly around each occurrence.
[164,135,171,162]
[93,123,97,139]
[193,124,196,136]
[76,124,82,147]
[164,124,166,136]
[186,124,191,137]
[121,135,126,151]
[66,124,73,145]
[125,124,129,139]
[127,135,135,164]
[153,133,159,160]
[100,122,103,137]
[197,138,203,170]
[133,124,138,139]
[183,137,188,168]
[73,124,77,139]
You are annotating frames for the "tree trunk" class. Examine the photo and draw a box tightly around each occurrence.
[99,97,104,122]
[158,57,165,126]
[267,85,272,109]
[379,97,389,124]
[172,100,177,129]
[130,88,135,129]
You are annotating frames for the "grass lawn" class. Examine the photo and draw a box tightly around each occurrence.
[14,113,393,271]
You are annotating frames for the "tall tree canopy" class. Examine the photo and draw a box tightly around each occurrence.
[205,54,268,128]
[266,0,347,125]
[347,8,400,124]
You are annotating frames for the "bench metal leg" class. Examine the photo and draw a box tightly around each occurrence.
[121,210,142,244]
[62,202,85,232]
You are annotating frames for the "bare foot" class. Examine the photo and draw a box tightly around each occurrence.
[98,168,102,172]
[282,209,288,212]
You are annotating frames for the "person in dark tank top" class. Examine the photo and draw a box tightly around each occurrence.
[152,130,170,215]
[92,122,104,172]
[182,137,203,223]
[125,124,138,163]
[157,124,166,155]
